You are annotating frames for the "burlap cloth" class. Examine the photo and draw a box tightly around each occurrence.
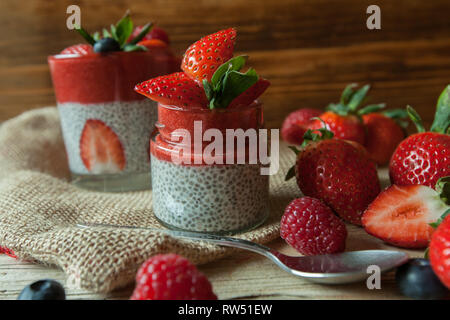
[0,107,298,293]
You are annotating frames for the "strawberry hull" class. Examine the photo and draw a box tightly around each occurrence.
[48,49,179,191]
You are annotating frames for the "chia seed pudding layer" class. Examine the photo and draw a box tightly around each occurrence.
[151,154,269,233]
[58,100,157,175]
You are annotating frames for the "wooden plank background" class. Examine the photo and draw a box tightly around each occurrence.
[1,0,450,128]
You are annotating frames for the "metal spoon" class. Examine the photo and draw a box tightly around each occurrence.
[76,223,409,284]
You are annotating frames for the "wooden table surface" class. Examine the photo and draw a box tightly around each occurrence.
[0,169,423,300]
[2,0,450,128]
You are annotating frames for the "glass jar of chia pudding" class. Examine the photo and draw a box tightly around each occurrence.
[48,49,179,191]
[150,102,270,234]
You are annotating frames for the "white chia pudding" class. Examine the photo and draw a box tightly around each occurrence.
[151,155,269,233]
[58,100,157,175]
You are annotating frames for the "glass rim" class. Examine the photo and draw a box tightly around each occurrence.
[157,101,263,114]
[47,48,170,62]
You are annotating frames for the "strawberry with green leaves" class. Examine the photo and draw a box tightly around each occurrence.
[66,12,155,54]
[390,85,450,188]
[308,84,385,145]
[136,29,269,110]
[286,124,381,225]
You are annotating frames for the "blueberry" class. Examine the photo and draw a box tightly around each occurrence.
[17,279,66,300]
[395,258,448,300]
[93,38,121,53]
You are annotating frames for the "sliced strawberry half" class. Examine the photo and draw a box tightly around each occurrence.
[181,28,236,83]
[228,78,270,108]
[80,119,126,173]
[362,185,449,248]
[135,72,208,109]
[60,44,94,56]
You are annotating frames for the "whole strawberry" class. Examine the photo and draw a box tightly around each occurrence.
[131,254,217,300]
[286,126,381,225]
[430,214,450,289]
[182,28,236,83]
[280,197,347,255]
[281,108,322,145]
[309,84,385,145]
[390,86,450,188]
[362,112,406,165]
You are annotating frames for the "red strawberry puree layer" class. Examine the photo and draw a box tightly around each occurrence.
[48,49,179,104]
[151,102,264,165]
[49,49,179,178]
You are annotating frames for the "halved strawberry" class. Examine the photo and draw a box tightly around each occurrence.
[60,44,94,56]
[80,119,126,173]
[362,185,449,248]
[181,28,236,83]
[134,72,208,109]
[228,78,270,108]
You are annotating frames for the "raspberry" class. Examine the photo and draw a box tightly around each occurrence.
[280,197,347,255]
[130,254,217,300]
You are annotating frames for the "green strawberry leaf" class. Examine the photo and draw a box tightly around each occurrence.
[123,44,148,52]
[357,103,386,115]
[115,13,133,47]
[210,68,258,109]
[382,108,408,119]
[92,32,101,41]
[430,85,450,134]
[406,105,426,133]
[211,55,248,88]
[348,84,370,112]
[285,165,296,181]
[423,247,429,259]
[203,80,214,101]
[430,208,450,229]
[110,24,118,41]
[340,83,358,105]
[128,22,153,45]
[74,26,96,45]
[326,103,348,116]
[103,28,111,38]
[436,176,450,205]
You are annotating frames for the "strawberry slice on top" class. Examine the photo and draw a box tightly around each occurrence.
[80,119,126,174]
[136,28,269,110]
[135,72,208,109]
[362,184,449,249]
[228,78,270,108]
[181,28,236,83]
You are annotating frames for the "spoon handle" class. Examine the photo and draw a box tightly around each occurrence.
[76,222,275,258]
